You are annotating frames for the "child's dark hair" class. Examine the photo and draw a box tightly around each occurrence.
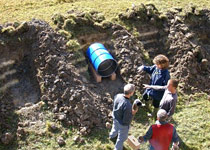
[153,54,169,69]
[170,79,179,89]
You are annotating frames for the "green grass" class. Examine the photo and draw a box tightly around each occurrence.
[1,94,209,150]
[172,93,210,150]
[0,0,210,26]
[0,0,210,150]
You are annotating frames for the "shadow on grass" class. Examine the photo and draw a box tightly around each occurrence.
[84,128,110,144]
[179,136,199,150]
[169,117,178,127]
[70,127,111,149]
[134,107,150,125]
[0,102,19,150]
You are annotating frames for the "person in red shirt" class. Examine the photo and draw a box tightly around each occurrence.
[138,109,179,150]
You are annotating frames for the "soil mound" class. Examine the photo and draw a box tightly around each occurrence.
[118,5,210,93]
[0,19,134,136]
[0,5,210,139]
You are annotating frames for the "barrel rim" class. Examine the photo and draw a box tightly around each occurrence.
[97,59,118,77]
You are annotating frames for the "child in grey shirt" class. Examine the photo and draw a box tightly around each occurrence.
[143,79,179,117]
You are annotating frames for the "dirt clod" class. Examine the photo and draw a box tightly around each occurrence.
[1,132,14,145]
[105,122,112,129]
[57,136,66,146]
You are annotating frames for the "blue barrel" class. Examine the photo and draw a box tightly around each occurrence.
[86,43,117,77]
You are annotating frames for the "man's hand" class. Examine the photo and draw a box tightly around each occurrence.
[132,108,138,115]
[143,84,151,89]
[172,142,179,150]
[138,136,144,143]
[137,65,144,72]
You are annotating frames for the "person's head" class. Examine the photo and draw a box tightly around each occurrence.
[157,109,168,122]
[167,79,179,94]
[153,54,169,69]
[124,84,135,98]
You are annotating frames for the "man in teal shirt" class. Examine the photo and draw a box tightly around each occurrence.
[109,84,138,150]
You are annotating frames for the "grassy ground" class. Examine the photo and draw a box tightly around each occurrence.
[172,93,210,150]
[1,1,210,150]
[0,0,210,26]
[1,93,209,150]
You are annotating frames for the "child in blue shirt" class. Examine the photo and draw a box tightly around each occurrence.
[138,54,170,116]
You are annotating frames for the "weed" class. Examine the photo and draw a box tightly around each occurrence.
[66,39,81,51]
[1,26,16,35]
[63,18,77,31]
[40,82,46,94]
[58,29,72,39]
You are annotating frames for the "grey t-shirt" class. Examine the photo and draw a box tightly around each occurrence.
[159,89,177,116]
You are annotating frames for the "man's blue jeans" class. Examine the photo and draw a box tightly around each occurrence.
[109,119,129,150]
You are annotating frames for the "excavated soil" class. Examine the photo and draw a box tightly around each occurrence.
[117,5,210,93]
[0,4,209,142]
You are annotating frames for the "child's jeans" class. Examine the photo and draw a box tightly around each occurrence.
[142,91,161,108]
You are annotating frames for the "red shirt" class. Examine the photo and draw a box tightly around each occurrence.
[149,123,173,150]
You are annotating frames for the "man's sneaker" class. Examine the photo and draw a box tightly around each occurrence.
[141,103,146,107]
[147,113,152,117]
[109,136,117,144]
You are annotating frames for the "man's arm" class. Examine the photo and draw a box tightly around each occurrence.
[170,127,179,150]
[143,126,153,142]
[132,107,138,115]
[172,127,179,144]
[167,98,177,117]
[143,84,167,90]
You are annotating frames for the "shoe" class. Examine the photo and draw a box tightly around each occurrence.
[109,136,117,144]
[141,103,146,107]
[147,113,152,117]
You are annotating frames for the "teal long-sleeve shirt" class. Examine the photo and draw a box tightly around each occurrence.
[112,94,133,126]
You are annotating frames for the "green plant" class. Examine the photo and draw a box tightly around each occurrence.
[63,18,77,31]
[52,13,66,27]
[66,39,80,51]
[13,22,20,28]
[84,12,93,22]
[132,28,140,37]
[40,82,46,94]
[58,29,72,39]
[1,26,16,35]
[45,121,52,132]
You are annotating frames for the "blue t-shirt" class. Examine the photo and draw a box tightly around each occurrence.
[143,65,170,101]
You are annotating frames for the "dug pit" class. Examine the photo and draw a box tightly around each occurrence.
[0,5,209,139]
[0,25,41,108]
[9,55,41,107]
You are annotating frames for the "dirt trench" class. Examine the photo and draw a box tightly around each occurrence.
[117,5,210,94]
[0,5,210,144]
[0,19,131,139]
